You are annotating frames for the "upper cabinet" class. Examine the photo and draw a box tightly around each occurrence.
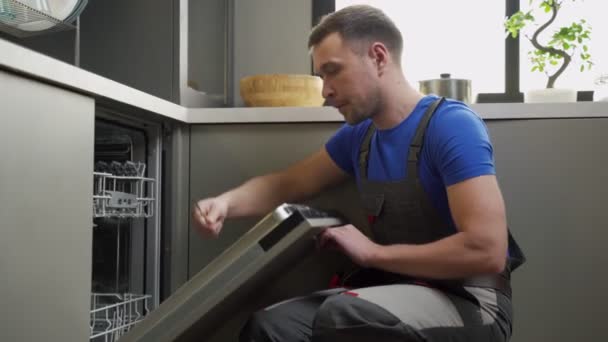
[1,0,314,107]
[1,0,230,106]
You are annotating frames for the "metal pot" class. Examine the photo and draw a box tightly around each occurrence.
[419,73,472,103]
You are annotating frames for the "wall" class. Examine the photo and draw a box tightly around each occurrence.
[79,0,177,102]
[188,0,227,99]
[0,29,76,64]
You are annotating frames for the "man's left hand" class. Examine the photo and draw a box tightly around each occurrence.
[317,224,382,267]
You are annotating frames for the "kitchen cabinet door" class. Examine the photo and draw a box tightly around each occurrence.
[487,118,608,342]
[0,70,94,342]
[186,121,368,341]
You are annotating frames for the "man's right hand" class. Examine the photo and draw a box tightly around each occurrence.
[192,197,229,238]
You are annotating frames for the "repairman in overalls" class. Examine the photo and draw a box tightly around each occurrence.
[193,4,525,341]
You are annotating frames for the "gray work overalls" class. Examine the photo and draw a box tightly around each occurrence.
[241,97,525,342]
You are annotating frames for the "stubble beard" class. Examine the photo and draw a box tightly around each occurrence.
[344,91,380,126]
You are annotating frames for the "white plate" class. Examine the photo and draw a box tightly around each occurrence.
[17,20,55,31]
[50,0,80,20]
[16,0,81,31]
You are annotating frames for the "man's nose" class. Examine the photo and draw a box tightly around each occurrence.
[322,81,334,100]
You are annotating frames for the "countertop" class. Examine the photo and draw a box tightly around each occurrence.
[2,38,607,124]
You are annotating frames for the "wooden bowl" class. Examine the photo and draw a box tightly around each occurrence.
[240,74,324,107]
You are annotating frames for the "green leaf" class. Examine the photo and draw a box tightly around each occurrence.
[583,45,588,52]
[580,65,584,72]
[563,42,570,50]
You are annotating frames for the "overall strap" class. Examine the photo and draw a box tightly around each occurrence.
[408,97,445,182]
[358,97,446,181]
[358,123,376,180]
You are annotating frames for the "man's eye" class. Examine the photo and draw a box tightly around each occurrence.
[322,64,341,77]
[326,67,338,75]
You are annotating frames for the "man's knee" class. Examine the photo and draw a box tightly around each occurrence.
[313,294,375,334]
[239,310,276,342]
[312,294,422,342]
[315,294,397,328]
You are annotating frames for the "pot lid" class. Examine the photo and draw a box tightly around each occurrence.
[420,73,470,82]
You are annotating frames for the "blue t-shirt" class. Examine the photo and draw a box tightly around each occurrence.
[325,95,495,231]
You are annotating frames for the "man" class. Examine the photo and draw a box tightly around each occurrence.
[193,5,523,342]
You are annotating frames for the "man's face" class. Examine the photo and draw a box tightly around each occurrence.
[312,32,380,125]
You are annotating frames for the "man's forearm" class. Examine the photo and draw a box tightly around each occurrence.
[210,148,347,221]
[368,232,506,279]
[218,172,312,218]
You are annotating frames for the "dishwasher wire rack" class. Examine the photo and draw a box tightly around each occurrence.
[90,293,151,342]
[93,161,155,219]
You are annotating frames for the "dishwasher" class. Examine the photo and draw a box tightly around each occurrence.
[85,109,347,341]
[90,109,163,341]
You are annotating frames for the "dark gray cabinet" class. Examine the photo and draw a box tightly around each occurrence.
[0,70,95,341]
[487,118,608,342]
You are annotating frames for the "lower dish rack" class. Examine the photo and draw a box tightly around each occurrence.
[93,161,155,219]
[90,293,152,342]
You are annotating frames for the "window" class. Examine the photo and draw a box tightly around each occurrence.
[335,0,505,99]
[321,0,608,100]
[519,1,607,93]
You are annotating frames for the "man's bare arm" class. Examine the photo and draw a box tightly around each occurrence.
[218,147,349,218]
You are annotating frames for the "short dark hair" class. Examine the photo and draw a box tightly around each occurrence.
[308,5,403,63]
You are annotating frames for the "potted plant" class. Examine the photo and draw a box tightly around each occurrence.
[505,0,593,102]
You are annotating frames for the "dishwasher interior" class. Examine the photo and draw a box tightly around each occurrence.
[90,113,162,341]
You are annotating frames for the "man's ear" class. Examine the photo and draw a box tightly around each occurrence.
[368,42,389,73]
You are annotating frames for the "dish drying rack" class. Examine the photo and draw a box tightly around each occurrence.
[90,293,151,342]
[0,0,74,38]
[93,161,155,219]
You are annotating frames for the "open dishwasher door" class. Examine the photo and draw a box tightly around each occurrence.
[121,203,345,342]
